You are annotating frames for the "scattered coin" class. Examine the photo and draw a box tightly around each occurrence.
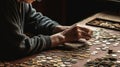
[117,50,120,53]
[91,51,98,55]
[96,48,101,50]
[112,54,117,57]
[116,61,120,63]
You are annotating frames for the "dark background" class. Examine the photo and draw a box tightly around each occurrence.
[33,0,120,25]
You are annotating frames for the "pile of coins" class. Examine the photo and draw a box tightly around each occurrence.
[85,46,120,67]
[0,45,90,67]
[88,28,120,49]
[84,28,120,67]
[85,49,120,67]
[86,18,120,31]
[20,46,90,67]
[87,28,120,57]
[84,57,120,67]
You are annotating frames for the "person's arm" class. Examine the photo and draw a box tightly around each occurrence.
[24,4,60,35]
[23,3,92,51]
[23,3,63,54]
[0,2,61,59]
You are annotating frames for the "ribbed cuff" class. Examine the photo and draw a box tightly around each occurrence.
[43,36,52,50]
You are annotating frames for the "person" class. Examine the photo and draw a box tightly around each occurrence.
[0,0,92,60]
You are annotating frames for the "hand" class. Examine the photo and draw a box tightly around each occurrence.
[61,24,92,42]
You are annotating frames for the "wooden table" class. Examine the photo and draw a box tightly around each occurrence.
[9,12,120,67]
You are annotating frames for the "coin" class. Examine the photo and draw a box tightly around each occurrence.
[116,61,120,63]
[46,57,53,60]
[112,54,117,57]
[96,48,101,50]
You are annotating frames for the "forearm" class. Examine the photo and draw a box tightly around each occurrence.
[53,25,71,34]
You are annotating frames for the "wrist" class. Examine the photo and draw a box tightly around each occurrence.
[50,33,66,47]
[53,25,62,33]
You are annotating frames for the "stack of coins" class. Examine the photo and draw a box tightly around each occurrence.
[0,45,90,67]
[86,18,120,31]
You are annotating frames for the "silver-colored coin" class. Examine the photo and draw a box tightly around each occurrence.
[46,57,53,60]
[70,59,78,64]
[53,64,59,67]
[57,62,64,65]
[112,35,117,38]
[110,38,116,41]
[66,64,72,67]
[117,50,120,53]
[87,41,93,46]
[102,44,107,47]
[105,42,111,45]
[101,47,107,51]
[56,59,62,62]
[86,59,91,62]
[96,47,101,50]
[41,59,47,62]
[91,51,98,55]
[116,61,120,63]
[64,62,71,65]
[113,43,119,47]
[102,40,108,43]
[93,42,99,45]
[117,38,120,41]
[94,40,101,44]
[112,54,117,57]
[60,64,66,67]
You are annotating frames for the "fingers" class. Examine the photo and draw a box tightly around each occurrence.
[72,24,93,35]
[74,26,92,40]
[61,24,93,42]
[80,30,91,40]
[77,30,90,40]
[78,27,93,35]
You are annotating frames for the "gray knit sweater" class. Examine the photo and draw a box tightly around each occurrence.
[0,0,59,60]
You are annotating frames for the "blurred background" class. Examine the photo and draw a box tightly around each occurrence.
[32,0,120,25]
